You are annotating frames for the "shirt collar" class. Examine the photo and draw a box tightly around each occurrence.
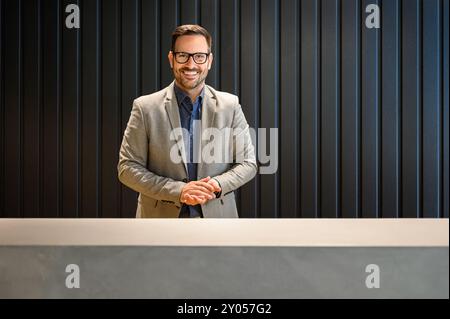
[174,83,205,106]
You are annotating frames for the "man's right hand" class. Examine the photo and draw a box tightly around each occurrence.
[180,176,216,206]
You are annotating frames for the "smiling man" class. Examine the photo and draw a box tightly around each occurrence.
[118,24,257,218]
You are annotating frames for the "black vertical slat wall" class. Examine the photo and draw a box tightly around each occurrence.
[0,0,448,218]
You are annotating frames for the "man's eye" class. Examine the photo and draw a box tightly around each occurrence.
[178,53,188,58]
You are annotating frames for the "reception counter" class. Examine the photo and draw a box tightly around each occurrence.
[0,219,448,298]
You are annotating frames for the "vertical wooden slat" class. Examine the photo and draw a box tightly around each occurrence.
[402,0,421,218]
[301,0,320,218]
[321,0,340,218]
[381,0,401,218]
[101,0,121,218]
[180,0,198,25]
[96,0,101,218]
[422,0,442,218]
[141,0,160,94]
[220,0,241,211]
[0,0,3,217]
[60,0,79,218]
[443,0,449,218]
[341,0,361,218]
[239,0,259,218]
[137,0,141,97]
[280,0,300,218]
[361,0,381,218]
[201,0,219,89]
[220,0,239,95]
[260,0,279,218]
[120,0,140,217]
[56,0,62,217]
[22,0,39,218]
[73,0,80,219]
[77,0,82,218]
[160,0,178,88]
[3,0,21,217]
[37,0,42,217]
[18,0,23,218]
[40,0,59,218]
[81,0,99,218]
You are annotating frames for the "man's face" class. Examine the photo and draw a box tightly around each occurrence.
[168,35,213,91]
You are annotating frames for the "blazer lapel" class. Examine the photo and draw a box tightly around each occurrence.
[164,81,188,175]
[198,85,217,178]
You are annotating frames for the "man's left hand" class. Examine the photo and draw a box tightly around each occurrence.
[207,178,221,197]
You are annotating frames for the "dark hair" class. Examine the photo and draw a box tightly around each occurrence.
[171,24,212,52]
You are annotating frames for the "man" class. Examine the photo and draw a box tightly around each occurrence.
[117,24,257,218]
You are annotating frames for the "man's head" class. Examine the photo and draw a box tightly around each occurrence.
[168,25,213,94]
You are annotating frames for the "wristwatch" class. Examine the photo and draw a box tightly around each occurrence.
[212,178,222,198]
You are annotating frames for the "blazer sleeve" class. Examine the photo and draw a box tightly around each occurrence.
[117,100,185,205]
[212,99,258,198]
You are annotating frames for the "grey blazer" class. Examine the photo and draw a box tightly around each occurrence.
[117,81,257,218]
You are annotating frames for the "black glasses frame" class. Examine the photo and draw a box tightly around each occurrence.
[173,51,210,64]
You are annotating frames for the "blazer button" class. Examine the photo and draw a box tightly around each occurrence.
[182,178,188,183]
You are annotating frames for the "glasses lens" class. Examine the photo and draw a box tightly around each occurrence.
[193,53,207,64]
[175,53,189,63]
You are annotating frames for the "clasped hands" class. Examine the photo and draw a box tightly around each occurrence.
[180,176,221,206]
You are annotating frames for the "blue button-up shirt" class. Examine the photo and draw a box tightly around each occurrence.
[174,84,205,218]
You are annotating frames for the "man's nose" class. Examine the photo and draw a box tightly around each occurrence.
[185,56,197,68]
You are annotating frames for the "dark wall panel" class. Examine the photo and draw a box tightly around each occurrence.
[381,0,400,218]
[301,0,320,218]
[41,0,60,218]
[80,0,99,218]
[422,0,442,218]
[402,0,421,217]
[239,0,259,218]
[0,0,3,217]
[444,0,449,218]
[280,0,300,218]
[3,0,21,217]
[321,0,340,218]
[22,0,40,218]
[61,0,79,218]
[341,0,360,218]
[260,0,279,218]
[120,0,140,217]
[98,0,120,218]
[361,0,381,218]
[0,0,448,218]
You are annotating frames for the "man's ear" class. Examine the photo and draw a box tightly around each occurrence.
[208,53,213,70]
[168,51,174,69]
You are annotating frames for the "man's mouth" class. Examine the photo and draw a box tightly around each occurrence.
[181,70,199,79]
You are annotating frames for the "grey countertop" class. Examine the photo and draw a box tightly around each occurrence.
[0,218,447,246]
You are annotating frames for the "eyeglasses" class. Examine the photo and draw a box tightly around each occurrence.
[173,52,210,64]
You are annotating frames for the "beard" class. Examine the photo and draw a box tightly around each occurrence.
[174,67,209,90]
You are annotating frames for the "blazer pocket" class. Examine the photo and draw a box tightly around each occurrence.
[139,195,159,209]
[221,191,235,205]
